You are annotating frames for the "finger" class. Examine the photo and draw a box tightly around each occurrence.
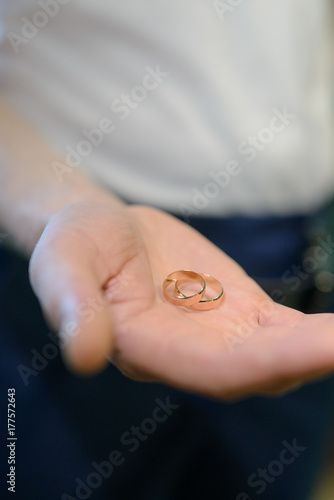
[264,313,334,378]
[114,305,334,399]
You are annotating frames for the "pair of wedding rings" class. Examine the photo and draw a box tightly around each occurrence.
[163,270,224,311]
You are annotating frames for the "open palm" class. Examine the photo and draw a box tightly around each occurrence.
[29,201,334,399]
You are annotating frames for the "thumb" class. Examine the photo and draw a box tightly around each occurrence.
[29,233,114,375]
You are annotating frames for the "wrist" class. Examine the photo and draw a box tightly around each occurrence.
[1,169,125,256]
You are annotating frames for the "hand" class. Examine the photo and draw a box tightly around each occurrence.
[29,201,334,399]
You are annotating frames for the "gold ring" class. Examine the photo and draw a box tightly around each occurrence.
[176,273,224,310]
[163,270,206,306]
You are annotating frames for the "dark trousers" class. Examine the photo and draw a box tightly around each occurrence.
[1,214,334,500]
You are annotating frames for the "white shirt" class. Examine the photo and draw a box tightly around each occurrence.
[1,0,334,217]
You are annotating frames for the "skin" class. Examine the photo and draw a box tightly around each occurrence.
[1,96,334,400]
